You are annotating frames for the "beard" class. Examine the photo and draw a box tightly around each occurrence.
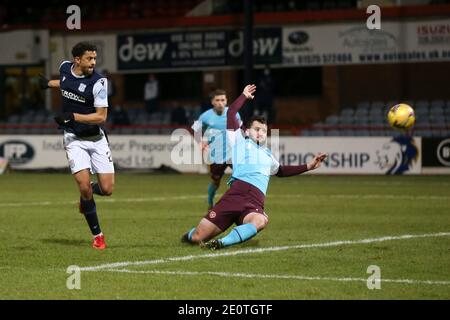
[82,66,94,76]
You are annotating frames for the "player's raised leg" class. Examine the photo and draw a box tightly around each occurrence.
[91,140,115,196]
[208,164,232,210]
[207,180,220,211]
[207,164,222,209]
[74,169,106,249]
[92,173,114,196]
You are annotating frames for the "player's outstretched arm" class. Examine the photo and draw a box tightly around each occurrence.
[227,84,256,130]
[39,74,60,89]
[48,80,60,88]
[276,153,327,177]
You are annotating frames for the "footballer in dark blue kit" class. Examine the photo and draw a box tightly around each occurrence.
[41,42,115,249]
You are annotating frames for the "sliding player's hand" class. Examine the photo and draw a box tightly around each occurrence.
[307,152,328,170]
[38,74,50,90]
[54,112,75,126]
[242,84,256,99]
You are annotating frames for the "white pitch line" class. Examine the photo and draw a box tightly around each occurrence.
[0,195,205,208]
[80,232,450,272]
[103,269,450,286]
[1,193,448,209]
[272,194,450,201]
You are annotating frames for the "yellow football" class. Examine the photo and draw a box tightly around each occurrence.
[387,103,415,130]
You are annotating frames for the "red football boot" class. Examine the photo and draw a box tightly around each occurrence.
[92,233,106,250]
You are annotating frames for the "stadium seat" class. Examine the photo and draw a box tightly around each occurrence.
[45,115,55,124]
[134,128,148,134]
[415,116,430,126]
[370,129,384,136]
[354,116,369,125]
[40,127,56,134]
[369,108,384,118]
[340,129,354,136]
[430,106,444,115]
[300,129,311,136]
[27,128,42,135]
[445,114,450,123]
[339,115,354,125]
[415,129,433,137]
[325,115,339,125]
[120,127,136,135]
[416,103,430,116]
[415,100,430,110]
[135,114,151,124]
[356,101,370,111]
[19,114,34,124]
[8,115,20,123]
[430,99,445,110]
[354,130,370,136]
[370,101,385,110]
[34,114,46,123]
[325,129,340,136]
[162,113,171,124]
[355,106,368,115]
[309,129,325,136]
[432,129,445,137]
[430,116,446,125]
[370,116,385,125]
[340,108,354,117]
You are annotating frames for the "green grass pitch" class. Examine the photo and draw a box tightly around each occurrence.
[0,173,449,299]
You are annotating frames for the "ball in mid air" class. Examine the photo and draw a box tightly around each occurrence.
[387,103,415,130]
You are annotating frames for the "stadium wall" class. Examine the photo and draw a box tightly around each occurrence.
[42,17,450,123]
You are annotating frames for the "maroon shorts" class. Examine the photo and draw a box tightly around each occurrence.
[205,179,267,231]
[209,163,232,181]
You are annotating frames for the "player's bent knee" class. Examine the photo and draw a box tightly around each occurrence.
[255,220,268,232]
[211,176,222,185]
[102,186,114,196]
[190,231,204,244]
[99,183,114,196]
[247,214,268,231]
[260,219,269,230]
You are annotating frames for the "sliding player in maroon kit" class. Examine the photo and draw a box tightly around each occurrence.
[182,84,327,249]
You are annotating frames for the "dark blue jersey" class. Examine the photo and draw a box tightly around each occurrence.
[59,61,108,137]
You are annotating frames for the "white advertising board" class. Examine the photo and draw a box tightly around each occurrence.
[0,135,421,175]
[283,19,450,66]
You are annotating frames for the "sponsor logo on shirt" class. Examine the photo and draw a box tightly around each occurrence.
[61,89,86,103]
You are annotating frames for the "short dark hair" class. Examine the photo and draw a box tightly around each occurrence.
[210,89,226,99]
[247,115,267,128]
[72,42,97,58]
